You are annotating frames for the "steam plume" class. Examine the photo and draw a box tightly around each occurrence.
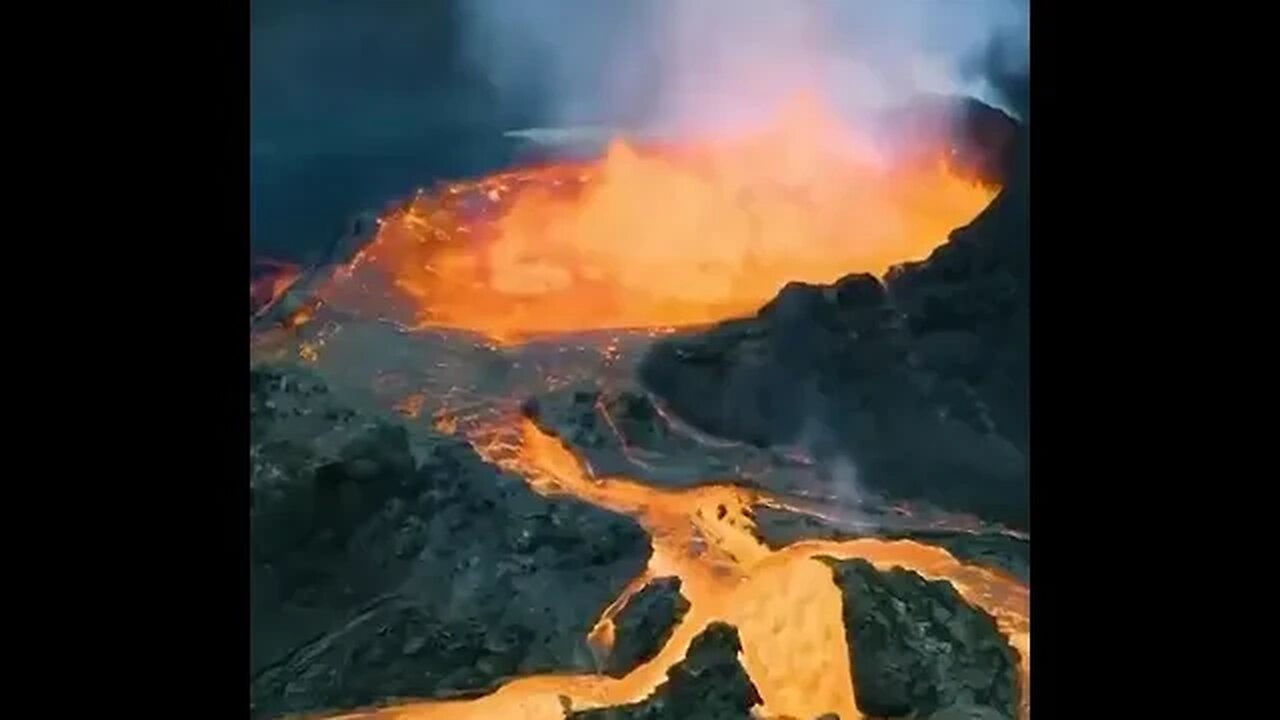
[459,0,1030,141]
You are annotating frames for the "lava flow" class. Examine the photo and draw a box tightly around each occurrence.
[332,416,1029,720]
[312,96,998,343]
[251,258,302,319]
[260,94,1023,720]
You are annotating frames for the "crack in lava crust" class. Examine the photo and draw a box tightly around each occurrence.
[328,416,1029,720]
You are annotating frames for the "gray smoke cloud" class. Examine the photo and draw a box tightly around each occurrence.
[459,0,1029,140]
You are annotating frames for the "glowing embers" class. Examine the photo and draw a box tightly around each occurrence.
[320,98,997,343]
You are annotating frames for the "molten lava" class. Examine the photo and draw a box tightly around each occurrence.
[333,416,1029,720]
[256,95,1024,720]
[318,98,997,343]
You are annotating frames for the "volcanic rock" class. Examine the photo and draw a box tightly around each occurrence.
[569,623,761,720]
[927,705,1013,720]
[250,363,652,718]
[749,506,865,548]
[822,558,1020,719]
[605,577,691,677]
[879,94,1020,187]
[522,384,809,488]
[638,122,1030,530]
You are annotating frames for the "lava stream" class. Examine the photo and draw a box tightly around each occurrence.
[334,417,1029,720]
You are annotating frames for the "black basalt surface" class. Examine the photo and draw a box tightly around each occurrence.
[569,623,762,720]
[605,576,691,678]
[823,558,1020,719]
[638,123,1030,530]
[249,364,652,719]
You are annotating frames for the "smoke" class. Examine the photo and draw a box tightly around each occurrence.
[458,0,1029,139]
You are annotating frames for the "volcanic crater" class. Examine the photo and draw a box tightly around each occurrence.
[250,96,1029,720]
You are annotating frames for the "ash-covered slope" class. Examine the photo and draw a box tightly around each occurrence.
[249,364,651,718]
[638,123,1030,529]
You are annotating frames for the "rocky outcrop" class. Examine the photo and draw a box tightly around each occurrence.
[638,122,1030,530]
[605,577,691,677]
[823,559,1020,719]
[250,364,652,718]
[928,705,1014,720]
[521,385,811,489]
[569,623,761,720]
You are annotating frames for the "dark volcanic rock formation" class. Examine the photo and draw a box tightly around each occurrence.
[522,385,813,489]
[823,559,1020,719]
[881,95,1020,187]
[249,364,652,718]
[605,577,691,678]
[570,623,761,720]
[638,123,1029,529]
[928,705,1015,720]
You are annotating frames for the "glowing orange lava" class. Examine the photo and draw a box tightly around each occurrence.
[332,417,1029,720]
[318,97,997,343]
[262,95,1022,720]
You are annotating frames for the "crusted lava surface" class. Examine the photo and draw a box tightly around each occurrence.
[520,384,817,491]
[250,364,651,718]
[638,126,1029,530]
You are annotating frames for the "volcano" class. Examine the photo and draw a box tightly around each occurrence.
[250,95,1029,720]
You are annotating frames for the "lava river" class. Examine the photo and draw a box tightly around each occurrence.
[325,414,1029,720]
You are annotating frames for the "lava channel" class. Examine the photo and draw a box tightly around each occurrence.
[329,417,1029,720]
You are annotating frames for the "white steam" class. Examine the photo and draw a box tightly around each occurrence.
[459,0,1029,140]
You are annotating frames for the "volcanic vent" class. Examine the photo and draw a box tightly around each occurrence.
[294,97,1001,343]
[250,97,1028,720]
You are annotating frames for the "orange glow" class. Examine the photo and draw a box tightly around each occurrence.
[317,96,997,343]
[393,393,426,419]
[333,417,1029,720]
[261,95,1021,720]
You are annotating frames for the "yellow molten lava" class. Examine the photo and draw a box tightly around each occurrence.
[331,417,1029,720]
[318,97,997,343]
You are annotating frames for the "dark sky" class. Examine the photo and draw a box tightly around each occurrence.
[250,0,527,261]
